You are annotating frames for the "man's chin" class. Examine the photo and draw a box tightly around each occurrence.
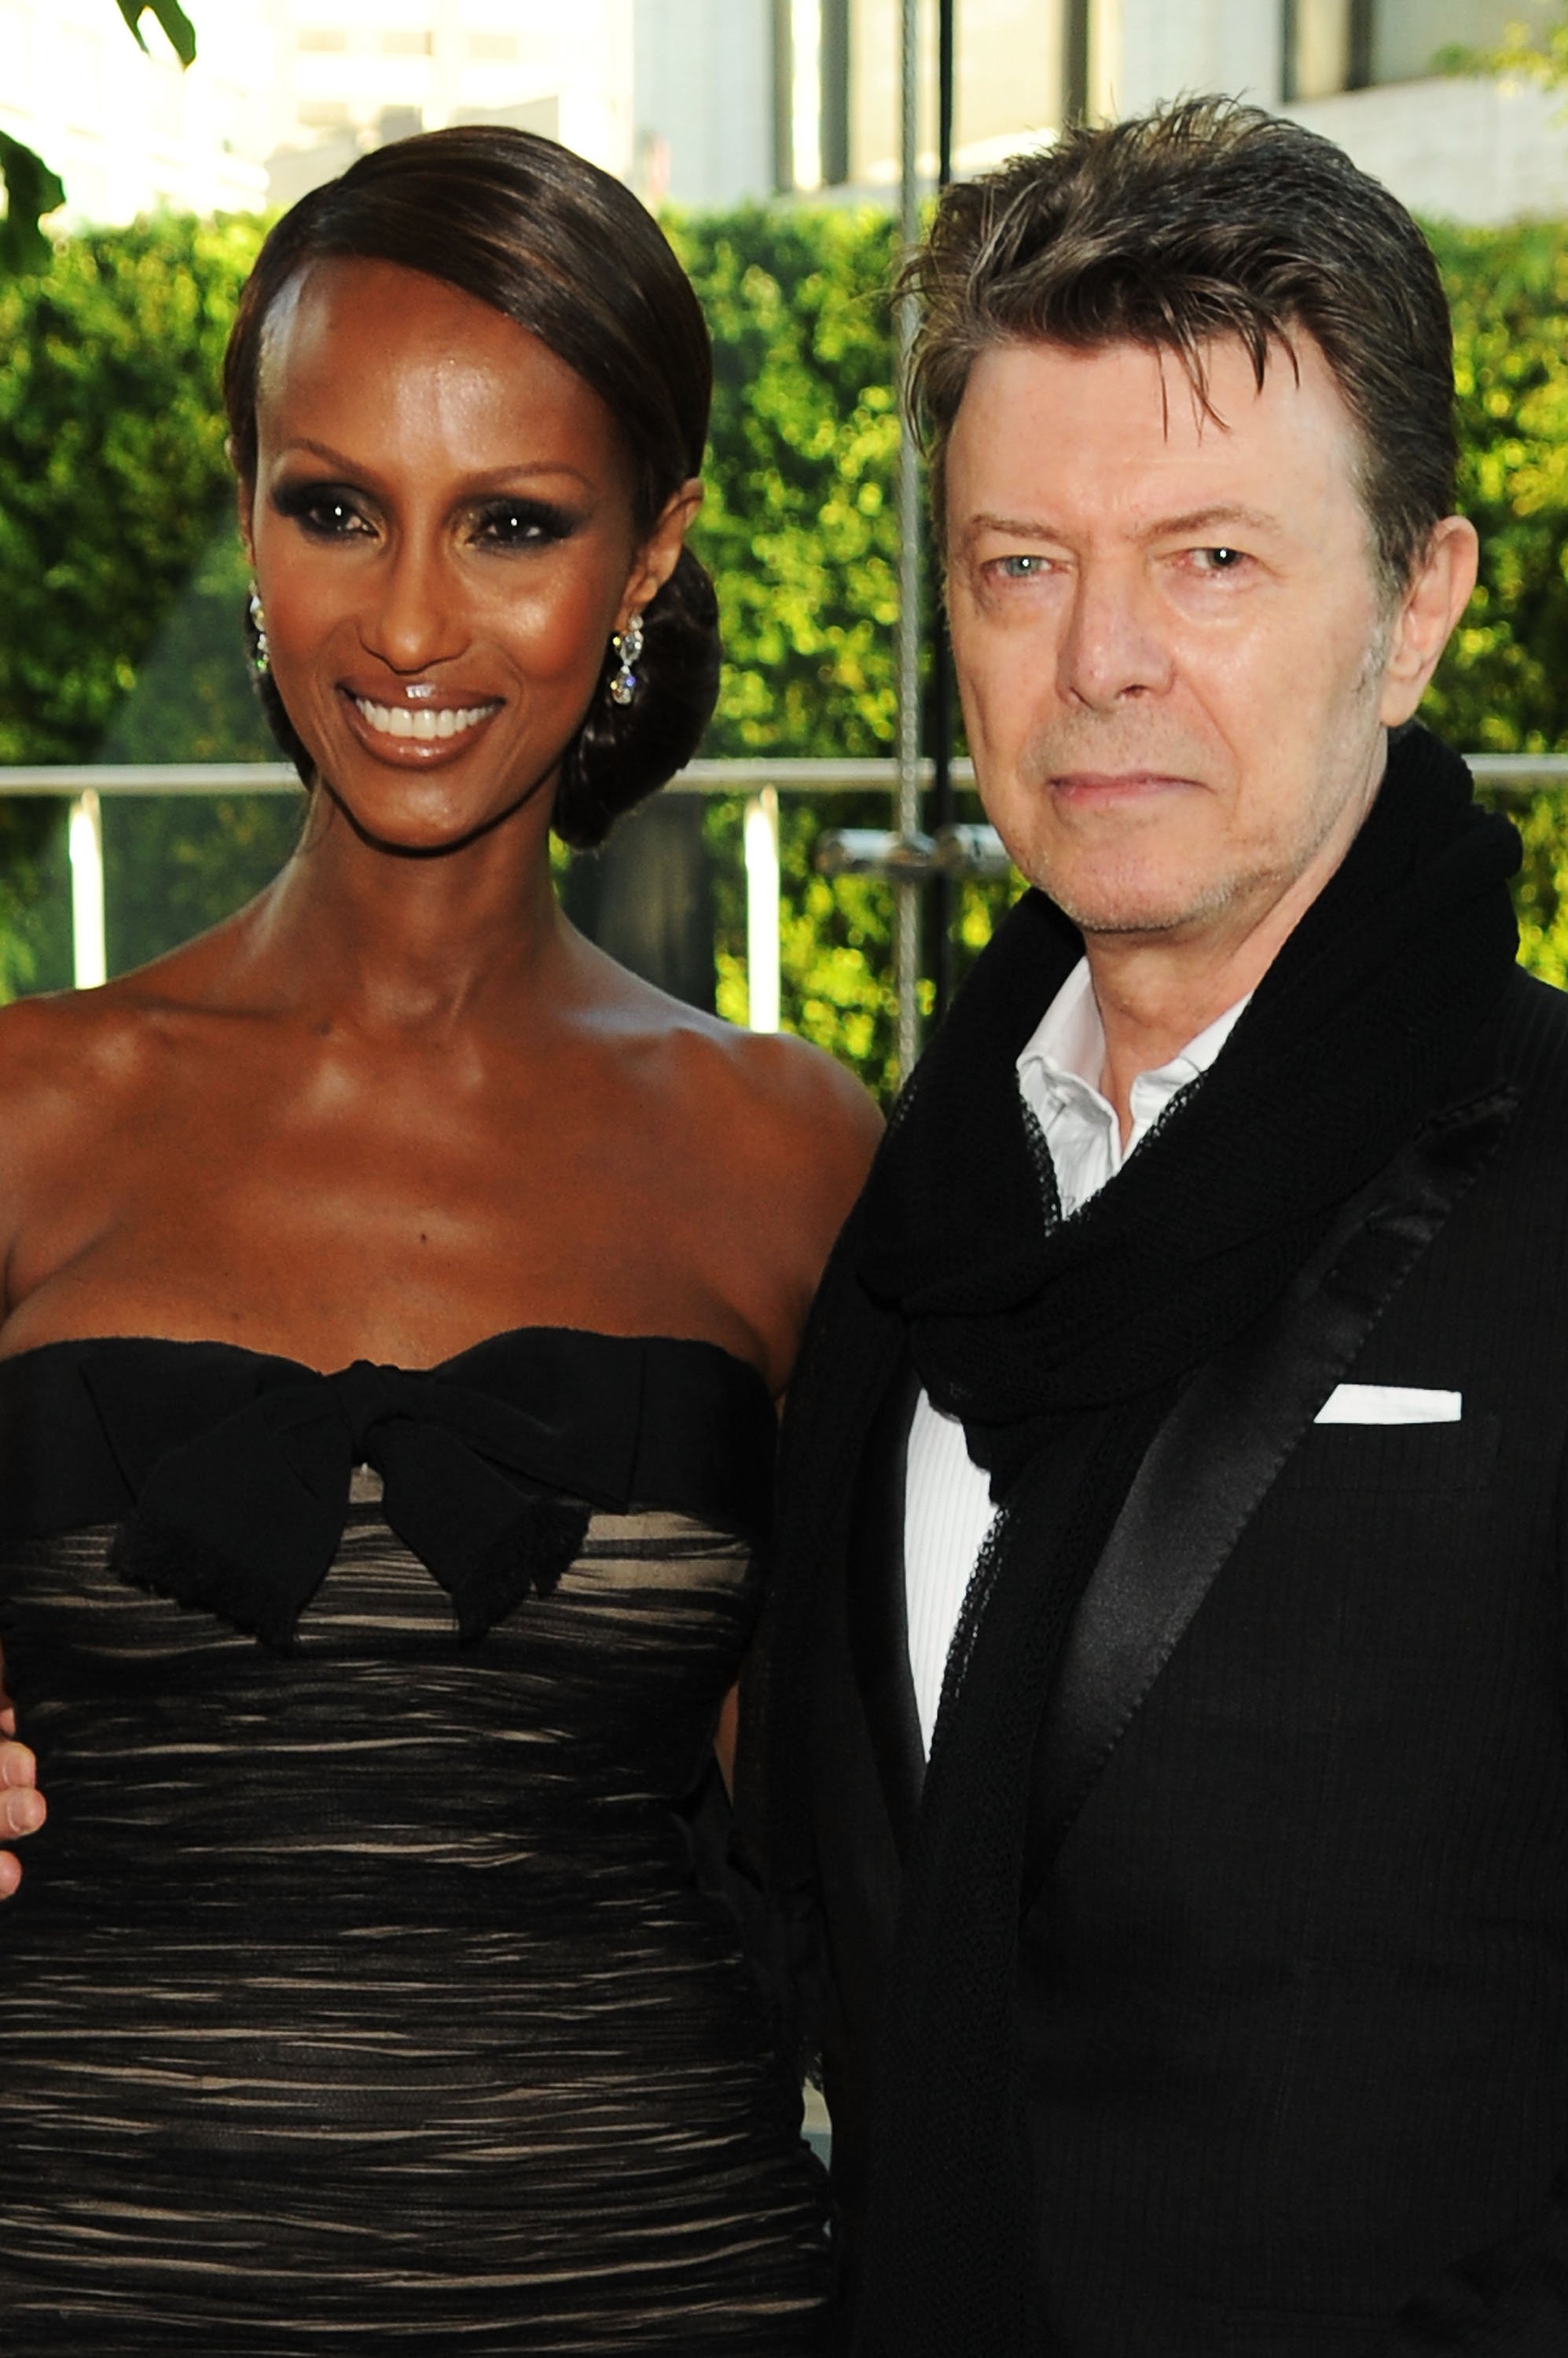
[1029,869,1217,941]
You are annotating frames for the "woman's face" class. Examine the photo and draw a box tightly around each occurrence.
[241,255,693,854]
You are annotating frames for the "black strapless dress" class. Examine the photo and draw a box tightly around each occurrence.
[0,1329,829,2353]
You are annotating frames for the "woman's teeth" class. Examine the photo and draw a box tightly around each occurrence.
[353,698,494,741]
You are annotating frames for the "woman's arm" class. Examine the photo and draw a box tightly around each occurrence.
[0,996,82,1897]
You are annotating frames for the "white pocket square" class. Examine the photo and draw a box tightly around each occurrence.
[1314,1383,1461,1426]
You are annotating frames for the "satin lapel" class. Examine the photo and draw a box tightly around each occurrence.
[1027,1084,1519,1887]
[846,1355,927,1859]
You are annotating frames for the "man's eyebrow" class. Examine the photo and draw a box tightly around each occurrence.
[1148,503,1283,539]
[960,502,1287,546]
[962,512,1063,542]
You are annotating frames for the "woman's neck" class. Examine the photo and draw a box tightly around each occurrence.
[222,791,575,1038]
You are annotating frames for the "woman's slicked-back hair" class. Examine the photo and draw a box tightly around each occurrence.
[224,125,719,847]
[905,97,1457,600]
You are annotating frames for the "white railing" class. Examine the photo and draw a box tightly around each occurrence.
[0,756,989,1019]
[4,754,1567,1026]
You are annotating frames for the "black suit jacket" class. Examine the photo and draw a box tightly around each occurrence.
[799,966,1568,2356]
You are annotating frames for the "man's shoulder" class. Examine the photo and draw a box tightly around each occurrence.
[1491,966,1568,1096]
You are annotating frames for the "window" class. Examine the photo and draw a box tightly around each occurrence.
[469,31,518,61]
[382,28,432,55]
[298,28,347,51]
[1282,0,1372,101]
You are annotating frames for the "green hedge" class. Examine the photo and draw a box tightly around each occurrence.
[3,205,1568,1076]
[1424,220,1568,987]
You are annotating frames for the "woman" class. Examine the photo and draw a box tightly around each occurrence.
[0,127,878,2350]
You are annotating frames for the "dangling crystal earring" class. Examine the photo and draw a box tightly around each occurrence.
[248,586,270,676]
[608,613,644,707]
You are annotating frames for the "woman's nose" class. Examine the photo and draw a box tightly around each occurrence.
[359,539,466,674]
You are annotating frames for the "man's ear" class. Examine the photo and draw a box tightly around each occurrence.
[1379,515,1479,727]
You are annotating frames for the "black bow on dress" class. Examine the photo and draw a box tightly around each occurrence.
[86,1352,633,1650]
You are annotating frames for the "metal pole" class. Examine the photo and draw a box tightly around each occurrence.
[743,786,781,1032]
[68,789,106,990]
[931,0,957,1022]
[894,0,923,1083]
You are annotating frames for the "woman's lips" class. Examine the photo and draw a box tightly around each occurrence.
[354,695,497,741]
[338,687,502,762]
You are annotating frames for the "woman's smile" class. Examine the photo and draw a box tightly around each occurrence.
[340,685,504,762]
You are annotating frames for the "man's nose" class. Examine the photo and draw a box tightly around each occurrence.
[1056,561,1173,711]
[360,538,466,675]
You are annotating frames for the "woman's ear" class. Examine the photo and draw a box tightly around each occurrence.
[235,481,257,571]
[619,478,703,630]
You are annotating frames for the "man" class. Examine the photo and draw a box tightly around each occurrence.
[747,99,1568,2356]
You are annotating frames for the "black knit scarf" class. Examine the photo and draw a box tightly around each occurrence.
[760,726,1522,2356]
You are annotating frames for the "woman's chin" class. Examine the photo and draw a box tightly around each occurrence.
[314,765,553,860]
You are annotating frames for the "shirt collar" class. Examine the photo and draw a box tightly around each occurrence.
[1016,957,1251,1158]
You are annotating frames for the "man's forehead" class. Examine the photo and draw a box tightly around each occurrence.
[953,328,1331,434]
[946,330,1361,536]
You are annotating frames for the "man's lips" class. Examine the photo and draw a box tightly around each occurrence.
[1048,769,1199,800]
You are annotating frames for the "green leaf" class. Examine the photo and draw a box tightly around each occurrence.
[0,129,66,277]
[115,0,198,68]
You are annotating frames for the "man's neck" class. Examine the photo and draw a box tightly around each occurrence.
[1084,862,1339,1146]
[1083,953,1248,1147]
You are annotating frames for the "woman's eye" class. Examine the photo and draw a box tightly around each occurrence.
[274,484,369,538]
[472,501,574,549]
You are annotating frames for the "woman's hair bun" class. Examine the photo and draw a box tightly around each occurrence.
[553,545,721,850]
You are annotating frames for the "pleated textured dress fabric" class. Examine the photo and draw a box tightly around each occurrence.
[0,1331,831,2353]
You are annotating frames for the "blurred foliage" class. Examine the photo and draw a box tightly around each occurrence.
[1435,13,1568,85]
[0,210,273,994]
[0,2,194,275]
[669,205,1015,1093]
[0,131,64,279]
[670,206,909,1092]
[0,212,260,761]
[1423,219,1568,986]
[6,206,1568,1083]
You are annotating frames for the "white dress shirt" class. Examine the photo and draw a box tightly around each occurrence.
[902,959,1250,1754]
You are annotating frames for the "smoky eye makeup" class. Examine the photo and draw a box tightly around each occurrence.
[270,479,372,537]
[468,496,582,549]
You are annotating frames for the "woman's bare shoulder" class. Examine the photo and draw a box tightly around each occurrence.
[707,1019,882,1163]
[0,982,170,1184]
[0,976,167,1084]
[579,948,883,1199]
[652,1011,883,1247]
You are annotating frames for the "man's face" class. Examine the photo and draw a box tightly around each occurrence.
[945,333,1426,953]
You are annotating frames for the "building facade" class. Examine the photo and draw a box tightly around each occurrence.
[799,0,1568,224]
[3,1,1566,236]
